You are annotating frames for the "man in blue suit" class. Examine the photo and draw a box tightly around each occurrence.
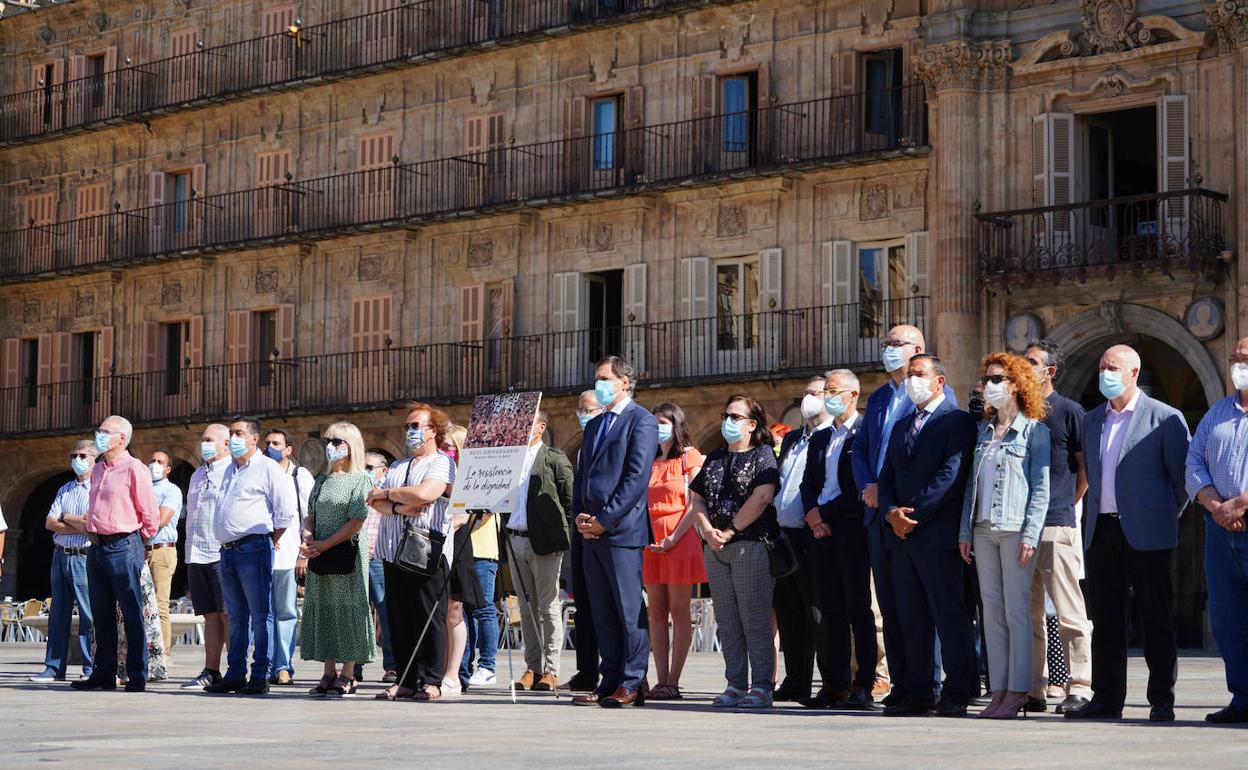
[570,356,659,708]
[1065,345,1190,722]
[877,354,977,717]
[851,324,956,706]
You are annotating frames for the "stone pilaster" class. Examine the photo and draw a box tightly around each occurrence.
[1208,2,1248,342]
[913,40,1012,396]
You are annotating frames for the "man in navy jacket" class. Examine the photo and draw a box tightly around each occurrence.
[570,356,658,708]
[878,354,977,717]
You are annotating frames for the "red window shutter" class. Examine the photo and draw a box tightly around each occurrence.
[149,171,166,253]
[262,6,297,81]
[276,304,295,359]
[169,29,200,102]
[141,321,159,372]
[460,284,483,341]
[97,327,114,377]
[52,332,72,382]
[1,338,19,388]
[187,315,204,368]
[37,333,53,385]
[76,183,107,265]
[226,310,252,364]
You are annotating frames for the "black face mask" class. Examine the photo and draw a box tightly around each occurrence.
[968,394,986,421]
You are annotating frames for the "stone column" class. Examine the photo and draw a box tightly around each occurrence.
[1208,0,1248,343]
[914,40,1012,398]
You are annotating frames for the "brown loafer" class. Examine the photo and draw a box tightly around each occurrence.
[514,671,537,691]
[533,672,558,692]
[600,686,645,708]
[571,692,603,706]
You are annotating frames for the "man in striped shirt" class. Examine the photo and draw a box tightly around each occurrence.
[31,440,98,683]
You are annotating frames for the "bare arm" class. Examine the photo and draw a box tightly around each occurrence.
[666,464,704,543]
[729,483,778,533]
[387,478,448,510]
[158,505,177,528]
[1074,450,1088,504]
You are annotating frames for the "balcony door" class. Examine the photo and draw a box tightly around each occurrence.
[362,0,399,66]
[255,150,293,239]
[459,281,513,396]
[168,29,200,104]
[262,6,297,84]
[142,318,203,419]
[226,306,293,413]
[351,295,393,405]
[823,234,928,364]
[358,132,396,222]
[30,60,65,133]
[678,250,781,378]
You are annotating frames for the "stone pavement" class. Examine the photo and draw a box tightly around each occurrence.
[0,644,1243,768]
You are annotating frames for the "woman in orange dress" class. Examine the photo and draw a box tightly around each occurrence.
[643,402,706,700]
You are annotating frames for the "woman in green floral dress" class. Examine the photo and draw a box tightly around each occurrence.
[299,421,375,697]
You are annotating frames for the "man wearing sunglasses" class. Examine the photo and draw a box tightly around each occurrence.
[263,429,314,686]
[31,440,98,684]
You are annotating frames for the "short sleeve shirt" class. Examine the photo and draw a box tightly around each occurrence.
[1043,392,1086,527]
[689,444,780,541]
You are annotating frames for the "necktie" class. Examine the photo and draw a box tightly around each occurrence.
[905,409,929,456]
[596,411,617,458]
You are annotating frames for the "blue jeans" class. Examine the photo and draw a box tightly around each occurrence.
[220,535,274,683]
[86,532,147,683]
[1206,513,1248,708]
[268,568,298,677]
[461,558,499,682]
[358,557,394,679]
[45,549,93,678]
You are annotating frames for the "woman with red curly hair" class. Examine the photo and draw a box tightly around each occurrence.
[958,353,1052,720]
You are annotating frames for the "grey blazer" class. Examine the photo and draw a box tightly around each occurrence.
[1081,391,1190,552]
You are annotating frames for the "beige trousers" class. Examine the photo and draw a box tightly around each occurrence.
[507,534,565,677]
[146,546,178,661]
[1028,525,1093,699]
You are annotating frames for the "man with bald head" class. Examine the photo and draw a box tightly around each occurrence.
[1065,345,1189,722]
[851,324,956,707]
[181,424,232,690]
[1184,336,1248,723]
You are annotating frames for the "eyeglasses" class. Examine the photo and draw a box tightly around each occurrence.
[979,374,1010,385]
[364,464,381,472]
[823,388,854,396]
[70,453,92,460]
[880,340,913,350]
[327,438,348,447]
[404,422,430,431]
[575,409,601,418]
[1229,356,1248,366]
[721,412,751,422]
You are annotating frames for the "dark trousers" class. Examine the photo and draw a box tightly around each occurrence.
[569,534,598,681]
[1085,515,1177,709]
[867,521,907,697]
[773,526,827,696]
[45,549,93,679]
[86,532,147,684]
[889,544,978,705]
[806,517,878,692]
[583,542,648,694]
[383,560,449,691]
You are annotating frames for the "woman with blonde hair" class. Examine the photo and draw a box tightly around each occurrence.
[299,421,376,696]
[959,353,1051,719]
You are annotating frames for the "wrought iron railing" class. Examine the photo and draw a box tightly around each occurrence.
[0,85,927,282]
[976,189,1228,280]
[0,297,927,437]
[0,0,741,145]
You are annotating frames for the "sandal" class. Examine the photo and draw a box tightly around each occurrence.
[330,676,357,698]
[738,688,774,709]
[648,684,683,700]
[713,686,747,708]
[412,684,442,702]
[374,685,416,701]
[309,674,335,698]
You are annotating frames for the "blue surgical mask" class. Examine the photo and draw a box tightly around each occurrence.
[406,427,425,451]
[657,423,673,442]
[71,457,90,476]
[1098,370,1127,400]
[229,435,247,458]
[578,414,593,431]
[200,441,218,462]
[264,446,284,462]
[594,379,616,407]
[882,345,908,373]
[824,395,848,418]
[326,443,349,463]
[721,418,745,443]
[94,431,112,454]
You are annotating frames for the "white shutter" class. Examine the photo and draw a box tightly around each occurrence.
[679,257,710,375]
[758,248,783,368]
[905,231,930,297]
[824,241,854,361]
[553,272,582,386]
[1033,113,1075,244]
[1159,95,1189,241]
[623,263,647,375]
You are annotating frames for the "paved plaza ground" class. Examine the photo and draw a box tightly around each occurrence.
[0,644,1243,768]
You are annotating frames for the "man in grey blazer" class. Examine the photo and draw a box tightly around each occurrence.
[1065,345,1190,722]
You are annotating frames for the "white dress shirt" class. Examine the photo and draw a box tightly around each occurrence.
[273,463,315,571]
[817,413,860,506]
[215,451,297,545]
[506,441,545,532]
[777,420,832,528]
[1099,389,1140,515]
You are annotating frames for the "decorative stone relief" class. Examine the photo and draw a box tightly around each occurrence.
[358,255,382,282]
[255,268,278,294]
[1079,1,1147,55]
[862,0,894,36]
[589,222,614,253]
[860,184,890,221]
[36,26,54,45]
[467,238,494,267]
[589,47,618,85]
[23,299,41,323]
[719,23,751,60]
[75,290,96,318]
[915,40,1013,93]
[87,13,110,34]
[1099,300,1124,335]
[1209,1,1248,53]
[717,205,748,238]
[433,235,464,266]
[470,70,496,106]
[160,281,182,307]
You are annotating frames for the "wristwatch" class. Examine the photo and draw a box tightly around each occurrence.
[58,512,67,523]
[725,524,739,536]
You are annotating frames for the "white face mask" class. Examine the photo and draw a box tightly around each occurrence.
[983,381,1011,409]
[905,375,934,406]
[149,462,166,482]
[1233,363,1248,392]
[799,393,825,420]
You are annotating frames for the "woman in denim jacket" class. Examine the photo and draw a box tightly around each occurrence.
[959,352,1051,720]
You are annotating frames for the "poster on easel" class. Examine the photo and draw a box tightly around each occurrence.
[448,391,542,514]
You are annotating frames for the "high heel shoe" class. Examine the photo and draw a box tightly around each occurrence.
[989,692,1029,720]
[977,691,1007,719]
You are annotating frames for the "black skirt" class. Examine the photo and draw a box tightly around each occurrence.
[448,524,485,609]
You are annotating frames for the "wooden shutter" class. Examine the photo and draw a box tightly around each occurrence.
[623,264,647,374]
[839,51,860,95]
[363,0,400,65]
[169,29,200,103]
[186,315,204,367]
[1033,113,1074,245]
[24,192,57,272]
[350,296,392,402]
[30,60,65,131]
[141,322,159,373]
[358,132,395,221]
[759,247,782,312]
[276,304,295,359]
[75,183,108,265]
[824,241,854,359]
[563,96,588,191]
[50,332,72,425]
[67,55,85,126]
[96,326,114,414]
[255,149,292,238]
[679,257,709,375]
[1,338,19,419]
[459,285,485,392]
[465,116,486,208]
[1159,95,1190,239]
[37,334,53,396]
[460,284,484,341]
[100,47,118,116]
[690,74,716,174]
[552,272,582,386]
[149,171,166,253]
[189,163,206,241]
[905,232,930,298]
[622,86,645,183]
[226,310,252,364]
[755,64,772,162]
[262,6,297,82]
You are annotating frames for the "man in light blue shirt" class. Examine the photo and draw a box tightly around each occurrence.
[146,450,183,673]
[31,440,97,683]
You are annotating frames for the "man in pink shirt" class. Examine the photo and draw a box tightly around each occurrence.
[71,414,160,693]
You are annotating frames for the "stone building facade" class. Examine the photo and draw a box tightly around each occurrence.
[0,0,1240,645]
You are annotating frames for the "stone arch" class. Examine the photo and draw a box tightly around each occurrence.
[1046,302,1222,408]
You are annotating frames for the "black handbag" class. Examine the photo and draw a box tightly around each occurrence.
[762,529,799,579]
[304,478,359,576]
[395,517,445,576]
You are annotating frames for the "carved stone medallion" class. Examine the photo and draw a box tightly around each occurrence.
[255,268,278,294]
[860,184,890,221]
[76,290,96,318]
[1080,0,1147,55]
[717,205,748,238]
[467,238,494,268]
[160,281,182,307]
[589,223,614,253]
[358,255,382,282]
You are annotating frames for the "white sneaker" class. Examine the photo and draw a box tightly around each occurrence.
[440,681,462,697]
[29,671,59,684]
[468,668,497,687]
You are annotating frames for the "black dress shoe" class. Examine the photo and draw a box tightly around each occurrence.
[844,687,878,711]
[1023,696,1047,713]
[932,699,968,718]
[242,678,270,695]
[880,689,907,708]
[70,677,116,691]
[883,696,933,717]
[1063,701,1122,720]
[772,686,806,703]
[1206,705,1248,724]
[799,689,847,709]
[1149,704,1175,722]
[1055,694,1089,714]
[124,680,146,692]
[563,674,599,693]
[203,678,247,694]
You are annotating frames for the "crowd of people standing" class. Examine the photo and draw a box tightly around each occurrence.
[19,336,1248,724]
